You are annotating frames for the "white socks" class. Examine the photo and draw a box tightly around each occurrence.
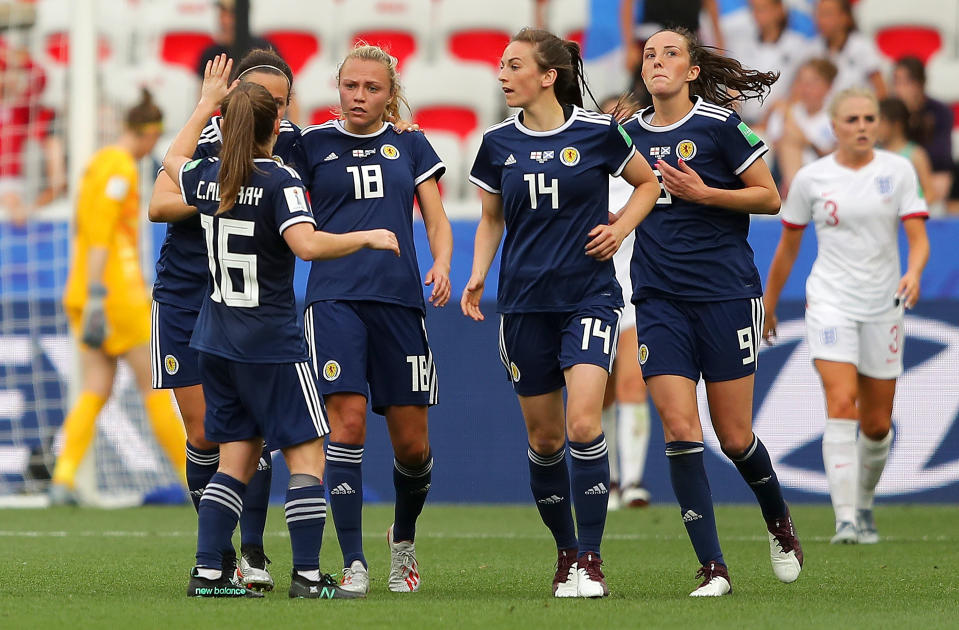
[857,428,893,511]
[601,404,619,483]
[822,418,858,525]
[618,402,651,488]
[297,569,321,581]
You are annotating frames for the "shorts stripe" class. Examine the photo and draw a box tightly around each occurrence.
[608,307,624,371]
[294,361,329,437]
[420,317,438,406]
[304,305,318,377]
[151,302,162,388]
[498,315,510,374]
[750,297,764,368]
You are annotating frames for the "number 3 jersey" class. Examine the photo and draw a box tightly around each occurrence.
[178,157,316,362]
[780,149,928,320]
[622,97,768,302]
[298,120,445,312]
[469,106,636,313]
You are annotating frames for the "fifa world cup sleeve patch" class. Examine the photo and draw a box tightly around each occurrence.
[737,121,761,147]
[105,175,130,201]
[617,124,633,147]
[283,186,309,213]
[182,158,203,172]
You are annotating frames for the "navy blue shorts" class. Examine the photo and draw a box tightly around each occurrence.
[499,304,623,397]
[634,296,763,382]
[151,302,201,389]
[198,352,329,449]
[304,301,437,415]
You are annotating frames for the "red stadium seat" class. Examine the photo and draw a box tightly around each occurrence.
[413,107,479,141]
[160,32,215,71]
[339,0,432,68]
[44,33,111,65]
[264,31,320,74]
[309,106,340,126]
[437,0,536,68]
[352,31,418,69]
[875,27,941,63]
[447,31,511,68]
[403,60,501,142]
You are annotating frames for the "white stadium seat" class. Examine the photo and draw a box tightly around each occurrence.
[547,0,589,47]
[423,130,465,201]
[403,59,502,141]
[251,0,337,72]
[140,0,216,73]
[294,58,341,126]
[337,0,434,70]
[434,0,536,69]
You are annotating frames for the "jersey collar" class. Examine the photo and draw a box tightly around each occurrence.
[636,96,702,133]
[333,119,392,138]
[513,105,580,137]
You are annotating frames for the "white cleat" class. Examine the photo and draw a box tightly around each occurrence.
[238,545,274,592]
[766,511,803,583]
[607,487,622,512]
[689,562,732,597]
[340,559,371,594]
[387,524,420,592]
[830,521,858,545]
[856,509,880,544]
[576,553,609,598]
[552,549,578,598]
[620,485,651,508]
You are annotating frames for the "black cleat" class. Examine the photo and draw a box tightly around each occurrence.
[187,567,264,598]
[289,571,366,599]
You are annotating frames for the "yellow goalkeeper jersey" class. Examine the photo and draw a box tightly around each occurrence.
[63,146,150,311]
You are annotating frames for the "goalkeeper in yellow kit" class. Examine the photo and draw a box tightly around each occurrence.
[50,90,187,503]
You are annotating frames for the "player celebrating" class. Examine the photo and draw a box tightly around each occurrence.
[165,55,399,599]
[622,27,802,596]
[763,88,929,545]
[297,44,451,595]
[51,90,186,503]
[148,48,300,591]
[462,28,660,598]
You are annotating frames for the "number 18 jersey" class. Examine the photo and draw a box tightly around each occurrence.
[469,106,636,313]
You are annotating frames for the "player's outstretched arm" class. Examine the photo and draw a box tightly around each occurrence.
[461,189,505,321]
[283,222,399,261]
[762,226,804,343]
[148,170,197,222]
[897,217,930,309]
[586,152,660,261]
[417,178,453,307]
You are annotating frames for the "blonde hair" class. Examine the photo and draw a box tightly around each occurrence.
[828,87,878,119]
[337,43,410,123]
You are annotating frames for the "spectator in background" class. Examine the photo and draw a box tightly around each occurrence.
[811,0,885,97]
[195,0,272,79]
[878,97,936,211]
[728,0,812,128]
[623,0,724,73]
[892,57,953,212]
[768,58,838,194]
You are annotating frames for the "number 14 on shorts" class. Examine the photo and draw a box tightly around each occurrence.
[580,318,612,354]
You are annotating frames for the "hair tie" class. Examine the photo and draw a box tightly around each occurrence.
[238,64,291,86]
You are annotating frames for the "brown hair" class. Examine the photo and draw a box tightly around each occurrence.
[337,43,410,123]
[801,57,838,85]
[510,27,597,109]
[227,48,294,111]
[126,88,163,131]
[879,97,910,128]
[894,56,926,87]
[821,0,857,34]
[217,82,277,214]
[646,27,780,108]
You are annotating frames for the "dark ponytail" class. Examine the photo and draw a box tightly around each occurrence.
[511,27,599,110]
[217,82,277,214]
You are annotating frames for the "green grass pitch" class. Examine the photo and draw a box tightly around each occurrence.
[1,504,957,629]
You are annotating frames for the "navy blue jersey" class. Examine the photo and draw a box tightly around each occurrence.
[623,97,768,302]
[152,117,304,311]
[469,106,635,313]
[299,120,444,312]
[179,156,315,363]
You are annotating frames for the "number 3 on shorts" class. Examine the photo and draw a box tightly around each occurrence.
[737,326,755,365]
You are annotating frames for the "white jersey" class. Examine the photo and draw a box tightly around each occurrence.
[810,32,883,95]
[610,174,637,328]
[727,29,812,125]
[766,103,835,165]
[780,149,928,321]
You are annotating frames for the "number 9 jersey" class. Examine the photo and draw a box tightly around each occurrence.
[469,106,636,313]
[178,157,316,362]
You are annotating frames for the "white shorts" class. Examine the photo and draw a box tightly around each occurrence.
[613,228,636,330]
[804,304,904,379]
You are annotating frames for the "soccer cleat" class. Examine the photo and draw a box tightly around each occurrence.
[856,509,880,544]
[830,521,858,545]
[607,483,622,512]
[689,562,732,597]
[47,483,77,506]
[576,553,609,598]
[620,484,651,508]
[766,510,803,583]
[552,548,578,598]
[238,544,274,592]
[187,567,263,598]
[289,570,365,599]
[340,560,371,595]
[387,524,420,593]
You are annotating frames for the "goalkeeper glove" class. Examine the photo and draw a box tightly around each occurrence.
[81,284,108,349]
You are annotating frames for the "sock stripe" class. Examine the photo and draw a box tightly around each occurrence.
[569,439,608,461]
[185,447,220,465]
[285,497,326,509]
[205,482,242,506]
[285,505,327,517]
[528,447,565,467]
[731,434,758,462]
[327,444,364,464]
[666,444,705,457]
[200,489,242,518]
[394,456,433,478]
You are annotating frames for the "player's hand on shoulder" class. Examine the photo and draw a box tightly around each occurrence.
[460,275,486,321]
[425,264,451,308]
[657,158,711,204]
[392,118,421,134]
[365,229,401,256]
[585,223,624,261]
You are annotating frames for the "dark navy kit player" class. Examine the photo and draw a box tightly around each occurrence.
[298,44,452,595]
[162,55,399,599]
[147,48,302,591]
[623,27,803,596]
[462,29,660,598]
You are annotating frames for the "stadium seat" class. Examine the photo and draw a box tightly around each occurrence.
[337,0,433,70]
[423,130,465,201]
[547,0,588,47]
[925,54,959,109]
[141,0,217,73]
[104,59,201,134]
[855,0,957,63]
[435,0,536,68]
[251,0,337,72]
[403,60,502,140]
[294,59,341,127]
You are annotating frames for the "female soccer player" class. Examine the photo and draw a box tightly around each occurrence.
[622,27,802,596]
[51,90,186,503]
[164,55,399,598]
[148,48,300,591]
[763,88,929,545]
[462,28,661,598]
[297,44,452,595]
